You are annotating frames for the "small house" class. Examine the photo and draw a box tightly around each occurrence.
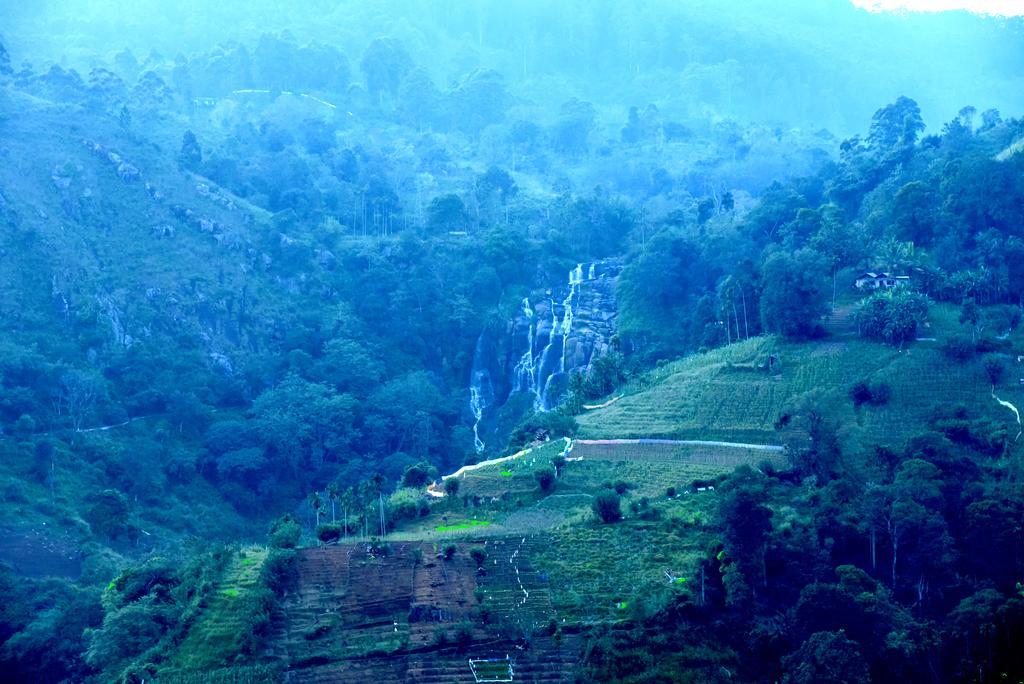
[855,272,911,290]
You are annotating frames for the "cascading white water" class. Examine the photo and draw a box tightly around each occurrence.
[470,383,486,453]
[512,298,539,407]
[469,262,598,440]
[533,297,559,410]
[535,264,586,409]
[468,333,493,454]
[559,264,584,373]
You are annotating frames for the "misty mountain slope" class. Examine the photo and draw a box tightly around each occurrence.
[8,1,1024,133]
[0,90,265,352]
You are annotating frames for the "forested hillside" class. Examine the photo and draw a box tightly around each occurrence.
[1,2,1024,682]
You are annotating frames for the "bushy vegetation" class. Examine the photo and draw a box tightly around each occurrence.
[855,290,930,345]
[849,380,892,408]
[534,467,556,493]
[592,491,623,523]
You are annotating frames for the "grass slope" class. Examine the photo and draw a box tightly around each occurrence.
[578,331,1024,453]
[166,546,270,672]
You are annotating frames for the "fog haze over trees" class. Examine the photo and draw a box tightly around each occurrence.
[6,0,1024,134]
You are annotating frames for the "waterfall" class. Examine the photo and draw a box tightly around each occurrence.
[559,264,584,373]
[469,333,493,454]
[470,383,486,453]
[532,264,585,410]
[512,298,539,406]
[533,298,559,410]
[465,258,619,448]
[471,260,605,438]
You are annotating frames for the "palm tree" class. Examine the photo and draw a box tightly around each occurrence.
[340,487,354,539]
[371,474,387,537]
[325,482,340,523]
[873,237,924,274]
[717,276,742,343]
[307,491,323,543]
[357,480,375,538]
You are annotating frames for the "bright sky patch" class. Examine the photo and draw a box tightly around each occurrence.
[851,0,1024,15]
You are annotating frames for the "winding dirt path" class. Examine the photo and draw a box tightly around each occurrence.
[426,440,565,497]
[426,436,782,497]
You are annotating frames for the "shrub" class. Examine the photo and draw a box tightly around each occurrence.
[444,478,460,496]
[453,622,474,649]
[983,356,1006,386]
[401,461,435,488]
[84,489,131,540]
[593,491,622,523]
[443,544,457,560]
[849,381,873,407]
[368,539,391,557]
[638,506,662,521]
[942,335,976,362]
[315,523,342,544]
[387,488,430,524]
[237,588,275,655]
[982,304,1022,336]
[509,411,578,448]
[260,549,298,596]
[613,480,630,495]
[470,548,487,568]
[975,336,1010,354]
[535,467,556,492]
[584,352,628,398]
[850,380,891,407]
[268,515,301,549]
[855,290,929,345]
[869,382,891,405]
[666,487,676,498]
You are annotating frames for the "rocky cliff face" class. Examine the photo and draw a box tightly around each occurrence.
[469,258,622,454]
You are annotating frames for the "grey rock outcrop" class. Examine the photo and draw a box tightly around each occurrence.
[468,258,621,453]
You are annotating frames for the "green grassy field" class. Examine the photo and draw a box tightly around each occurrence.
[165,546,270,671]
[578,333,1024,454]
[391,437,746,540]
[531,508,713,623]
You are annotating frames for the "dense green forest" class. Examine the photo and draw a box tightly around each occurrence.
[1,1,1024,682]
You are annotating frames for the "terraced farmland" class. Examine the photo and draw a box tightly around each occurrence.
[578,336,1023,453]
[557,460,728,500]
[509,521,713,625]
[572,439,783,466]
[281,541,580,683]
